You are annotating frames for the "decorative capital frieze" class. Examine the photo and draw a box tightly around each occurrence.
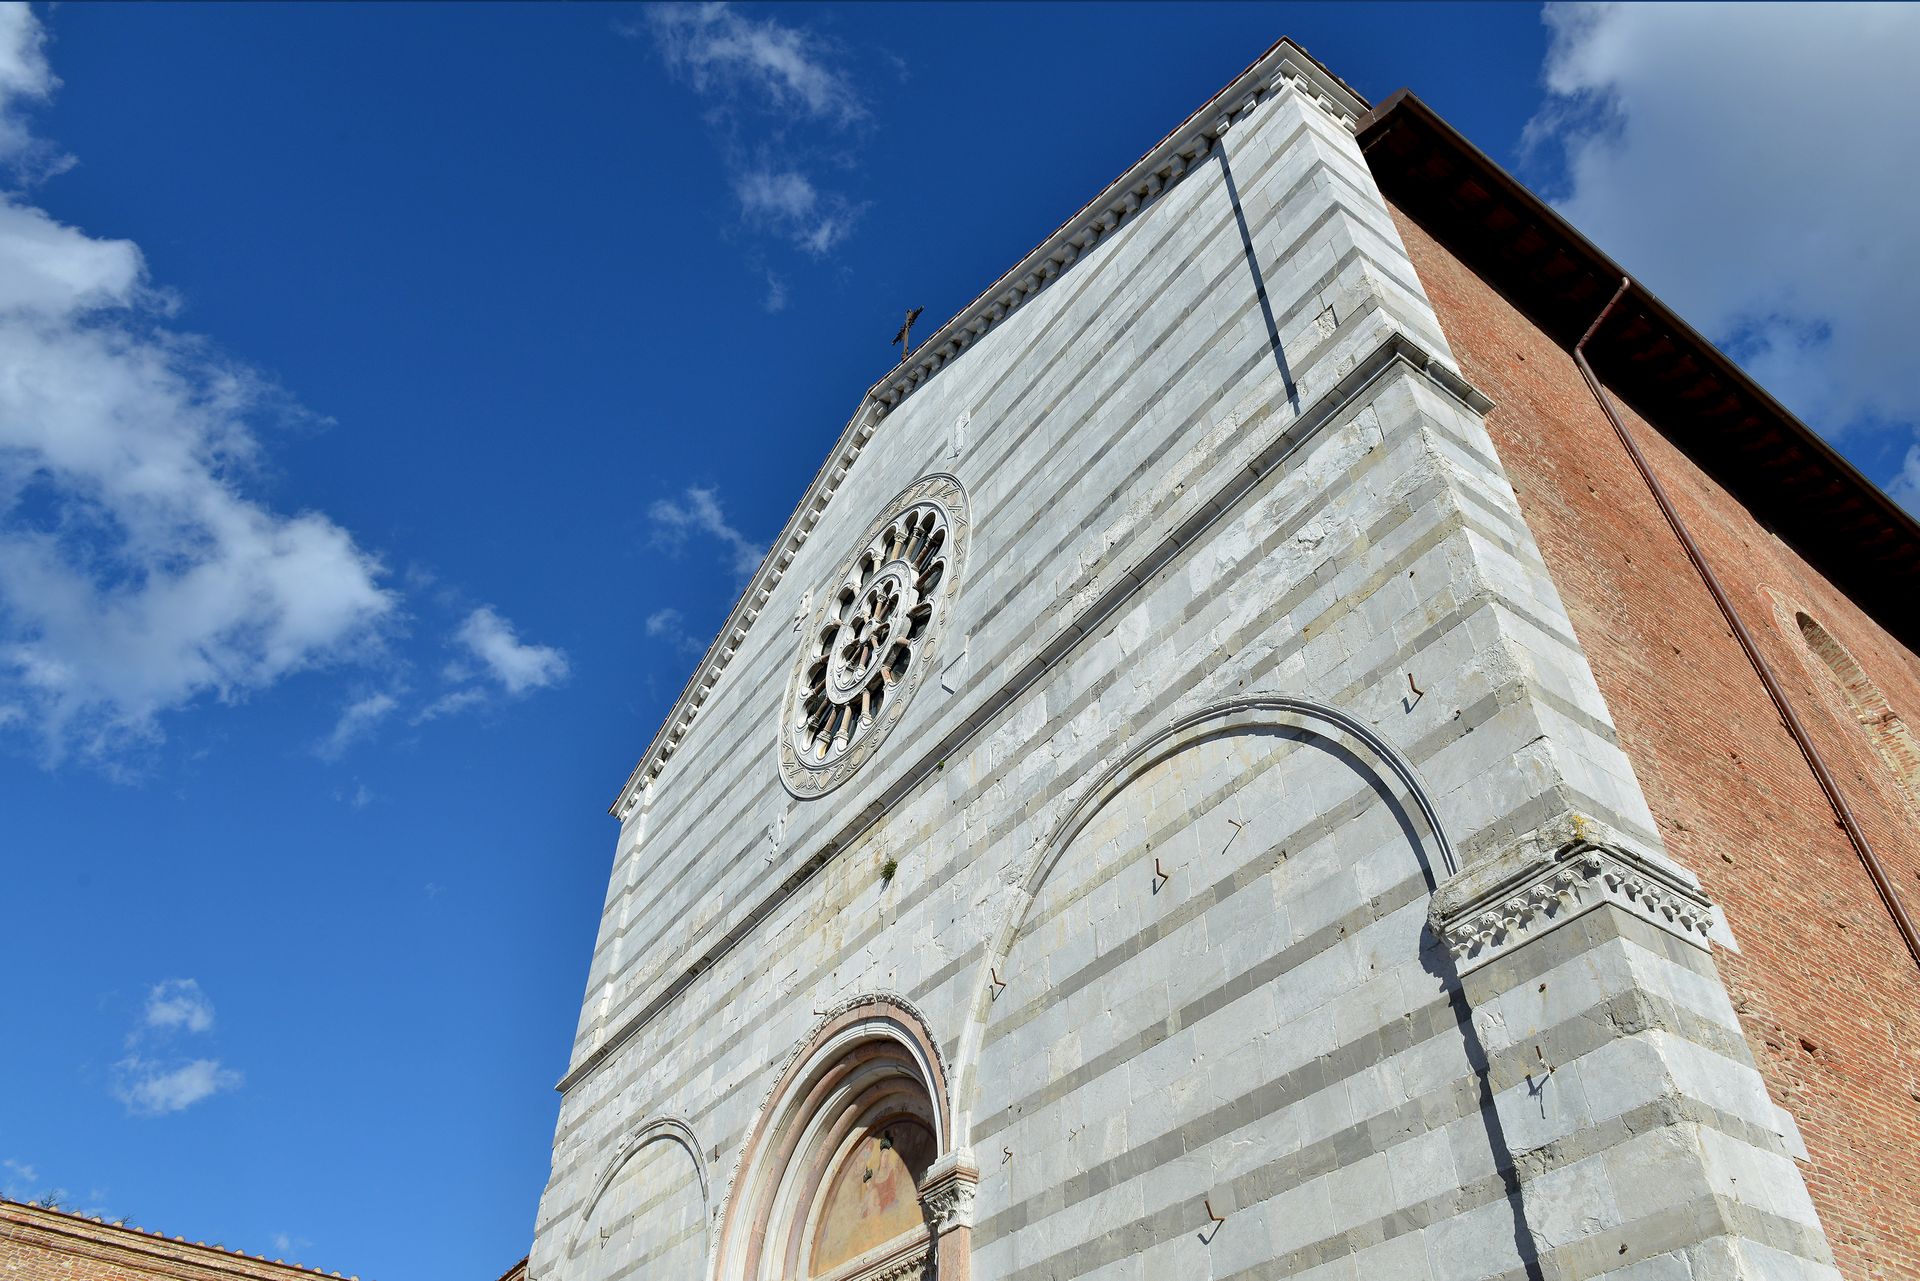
[1431,817,1713,972]
[918,1148,980,1232]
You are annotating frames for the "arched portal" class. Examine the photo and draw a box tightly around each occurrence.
[715,996,976,1281]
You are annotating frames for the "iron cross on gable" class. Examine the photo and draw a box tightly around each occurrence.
[892,306,924,362]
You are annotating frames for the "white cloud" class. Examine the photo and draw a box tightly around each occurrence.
[732,168,860,257]
[0,5,394,760]
[411,685,489,724]
[647,2,864,125]
[113,977,239,1117]
[637,3,871,280]
[761,270,788,315]
[316,691,397,760]
[648,485,762,579]
[1887,444,1920,512]
[112,1057,242,1117]
[271,1232,312,1258]
[1528,2,1920,504]
[645,606,705,656]
[0,2,71,183]
[453,605,568,695]
[142,978,214,1034]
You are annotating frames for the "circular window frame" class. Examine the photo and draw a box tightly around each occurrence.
[777,474,969,799]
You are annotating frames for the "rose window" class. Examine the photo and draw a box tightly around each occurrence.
[780,475,968,798]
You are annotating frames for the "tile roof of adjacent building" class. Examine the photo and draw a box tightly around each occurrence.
[0,1197,366,1281]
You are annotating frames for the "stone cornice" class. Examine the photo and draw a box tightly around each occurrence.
[608,38,1365,821]
[1431,816,1714,972]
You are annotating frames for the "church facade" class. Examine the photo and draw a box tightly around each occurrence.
[529,39,1920,1281]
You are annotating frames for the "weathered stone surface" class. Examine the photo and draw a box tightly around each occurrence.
[529,39,1838,1281]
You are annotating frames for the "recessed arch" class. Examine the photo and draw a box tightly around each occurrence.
[570,1114,710,1278]
[1794,610,1920,807]
[950,693,1454,1138]
[713,995,969,1281]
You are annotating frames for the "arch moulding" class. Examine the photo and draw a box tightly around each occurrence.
[713,994,977,1281]
[949,693,1455,1137]
[570,1113,711,1265]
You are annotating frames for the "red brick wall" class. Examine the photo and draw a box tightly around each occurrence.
[1391,205,1920,1281]
[0,1201,351,1281]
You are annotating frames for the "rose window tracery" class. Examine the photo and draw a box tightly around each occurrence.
[780,475,968,798]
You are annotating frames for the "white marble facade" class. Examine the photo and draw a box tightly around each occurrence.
[529,41,1838,1281]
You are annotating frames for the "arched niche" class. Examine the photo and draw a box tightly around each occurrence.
[715,997,976,1281]
[954,696,1457,1275]
[569,1115,709,1280]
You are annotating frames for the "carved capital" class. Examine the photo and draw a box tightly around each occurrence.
[918,1148,980,1232]
[1431,818,1713,972]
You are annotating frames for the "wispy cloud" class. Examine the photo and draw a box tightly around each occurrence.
[0,3,72,184]
[112,978,240,1117]
[141,978,214,1035]
[634,3,874,290]
[645,606,705,656]
[453,606,569,695]
[411,686,489,725]
[648,485,762,579]
[112,1058,243,1118]
[1527,2,1920,509]
[647,2,864,125]
[0,5,394,762]
[0,1158,103,1215]
[733,166,860,257]
[407,606,567,723]
[316,691,398,760]
[271,1232,314,1259]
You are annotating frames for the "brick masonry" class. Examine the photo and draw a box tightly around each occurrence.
[0,1198,372,1281]
[1393,204,1920,1281]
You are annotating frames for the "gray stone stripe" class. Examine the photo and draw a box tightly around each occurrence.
[570,579,1546,1122]
[972,871,1440,1141]
[985,1069,1811,1281]
[576,359,1562,1094]
[586,196,1380,993]
[957,114,1340,486]
[571,587,1613,1130]
[1482,987,1764,1105]
[588,1214,706,1281]
[974,972,1795,1251]
[580,386,1423,1045]
[948,442,1454,846]
[591,131,1459,1014]
[598,279,1511,993]
[973,1002,1472,1248]
[994,1156,1515,1281]
[633,130,1406,857]
[983,764,1421,1046]
[1541,1193,1835,1277]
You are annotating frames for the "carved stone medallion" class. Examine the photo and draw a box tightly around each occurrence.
[778,475,969,798]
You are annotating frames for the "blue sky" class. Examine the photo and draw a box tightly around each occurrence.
[2,4,1914,1279]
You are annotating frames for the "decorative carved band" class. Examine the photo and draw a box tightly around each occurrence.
[918,1148,980,1233]
[1431,820,1713,972]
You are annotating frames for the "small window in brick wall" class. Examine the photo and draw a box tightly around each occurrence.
[1796,611,1920,807]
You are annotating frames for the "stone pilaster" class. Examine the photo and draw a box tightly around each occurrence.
[919,1148,978,1280]
[1431,816,1837,1278]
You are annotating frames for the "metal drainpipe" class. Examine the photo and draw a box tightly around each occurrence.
[1574,276,1920,972]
